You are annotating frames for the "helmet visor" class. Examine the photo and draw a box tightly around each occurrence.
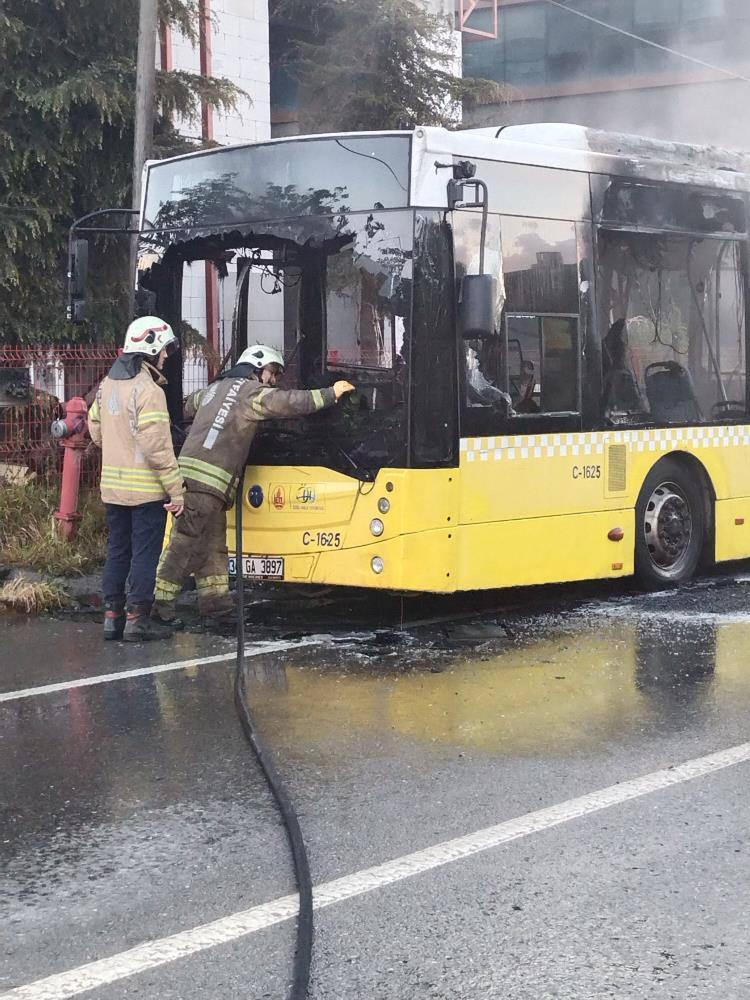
[164,337,180,357]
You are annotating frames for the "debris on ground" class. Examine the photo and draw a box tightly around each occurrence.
[437,620,513,644]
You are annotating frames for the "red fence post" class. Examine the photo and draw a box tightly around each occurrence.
[52,397,89,541]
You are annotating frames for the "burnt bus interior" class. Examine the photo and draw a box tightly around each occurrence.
[131,133,749,480]
[457,158,749,441]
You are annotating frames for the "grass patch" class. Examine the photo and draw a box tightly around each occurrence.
[0,483,106,576]
[0,577,70,614]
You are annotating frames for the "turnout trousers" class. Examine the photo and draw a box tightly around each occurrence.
[154,490,231,615]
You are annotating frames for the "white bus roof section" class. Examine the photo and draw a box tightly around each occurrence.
[410,124,750,208]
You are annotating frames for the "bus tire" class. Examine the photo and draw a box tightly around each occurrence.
[634,457,707,589]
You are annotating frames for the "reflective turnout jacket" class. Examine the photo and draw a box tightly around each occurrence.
[88,358,184,506]
[180,373,336,503]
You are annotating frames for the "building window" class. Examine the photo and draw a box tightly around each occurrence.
[462,0,739,90]
[504,4,547,86]
[683,0,725,24]
[546,4,591,82]
[584,0,636,75]
[633,0,684,72]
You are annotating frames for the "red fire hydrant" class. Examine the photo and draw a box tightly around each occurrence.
[51,396,90,541]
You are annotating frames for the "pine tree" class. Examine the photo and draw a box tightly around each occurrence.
[269,0,509,134]
[0,0,242,344]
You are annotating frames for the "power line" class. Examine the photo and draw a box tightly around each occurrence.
[542,0,750,86]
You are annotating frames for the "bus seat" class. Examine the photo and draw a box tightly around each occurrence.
[602,367,644,416]
[645,361,702,423]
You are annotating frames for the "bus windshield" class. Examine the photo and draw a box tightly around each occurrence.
[136,135,415,479]
[247,208,414,478]
[143,135,410,231]
[136,207,414,479]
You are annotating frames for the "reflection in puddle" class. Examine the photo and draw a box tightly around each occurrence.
[245,615,750,757]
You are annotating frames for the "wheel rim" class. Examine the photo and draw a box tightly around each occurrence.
[643,480,693,573]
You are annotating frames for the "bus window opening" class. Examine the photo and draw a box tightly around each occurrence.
[598,232,746,424]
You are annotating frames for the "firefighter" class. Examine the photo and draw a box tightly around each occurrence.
[153,345,354,620]
[88,317,184,642]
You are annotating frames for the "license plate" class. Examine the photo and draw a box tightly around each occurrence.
[228,555,285,579]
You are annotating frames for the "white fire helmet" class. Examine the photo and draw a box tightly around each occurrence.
[238,345,285,372]
[123,316,179,357]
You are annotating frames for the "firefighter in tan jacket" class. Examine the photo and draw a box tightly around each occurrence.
[88,317,184,642]
[154,345,354,620]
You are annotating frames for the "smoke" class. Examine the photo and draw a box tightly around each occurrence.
[463,3,750,151]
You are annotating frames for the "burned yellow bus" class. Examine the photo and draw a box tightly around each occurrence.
[76,124,750,592]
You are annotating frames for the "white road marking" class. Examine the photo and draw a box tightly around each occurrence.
[4,739,750,1000]
[0,638,323,704]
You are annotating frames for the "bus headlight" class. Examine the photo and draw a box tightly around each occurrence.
[371,557,384,574]
[370,518,385,537]
[377,497,390,514]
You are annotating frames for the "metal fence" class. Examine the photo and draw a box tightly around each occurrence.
[0,346,116,488]
[0,346,211,489]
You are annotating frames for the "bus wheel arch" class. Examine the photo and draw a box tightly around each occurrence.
[634,452,714,589]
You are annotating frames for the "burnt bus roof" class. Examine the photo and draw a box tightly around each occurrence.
[474,123,750,175]
[442,123,750,192]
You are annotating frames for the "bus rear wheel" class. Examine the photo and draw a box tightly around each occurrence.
[635,458,707,589]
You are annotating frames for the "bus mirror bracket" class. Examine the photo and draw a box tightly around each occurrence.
[440,163,494,337]
[67,209,140,325]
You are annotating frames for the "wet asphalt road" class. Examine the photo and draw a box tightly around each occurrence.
[3,576,750,999]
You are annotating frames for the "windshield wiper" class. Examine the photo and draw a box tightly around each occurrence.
[336,445,375,482]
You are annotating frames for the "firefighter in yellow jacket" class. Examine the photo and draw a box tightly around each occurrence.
[88,317,184,641]
[154,345,354,620]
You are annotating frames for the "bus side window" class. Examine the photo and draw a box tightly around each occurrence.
[505,314,578,414]
[457,213,583,433]
[597,231,747,425]
[541,316,578,412]
[506,316,540,412]
[501,217,580,417]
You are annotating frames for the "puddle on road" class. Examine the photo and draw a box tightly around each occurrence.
[5,602,750,765]
[243,611,750,757]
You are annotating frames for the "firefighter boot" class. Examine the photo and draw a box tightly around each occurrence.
[123,604,176,642]
[151,602,184,630]
[198,592,235,624]
[103,599,126,641]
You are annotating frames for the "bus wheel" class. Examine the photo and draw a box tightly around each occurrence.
[635,458,707,589]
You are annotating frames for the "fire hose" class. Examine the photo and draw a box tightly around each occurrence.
[233,484,314,999]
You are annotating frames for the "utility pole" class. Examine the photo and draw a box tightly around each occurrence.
[129,0,158,316]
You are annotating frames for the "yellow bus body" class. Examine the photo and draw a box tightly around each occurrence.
[231,424,750,593]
